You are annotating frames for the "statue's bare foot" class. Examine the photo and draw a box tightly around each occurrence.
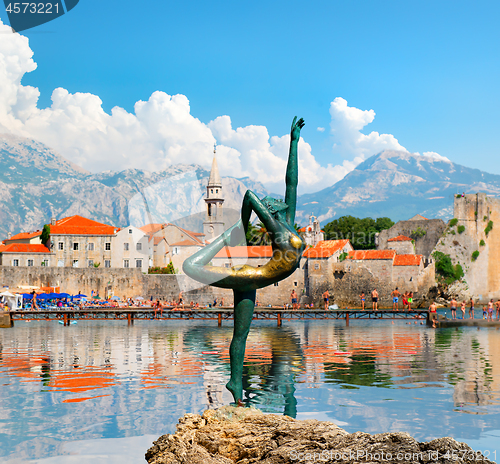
[226,380,242,404]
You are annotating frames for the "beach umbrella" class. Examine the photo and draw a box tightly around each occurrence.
[110,296,121,300]
[58,293,71,298]
[92,295,101,300]
[36,293,49,300]
[22,293,33,299]
[73,294,87,298]
[134,296,145,300]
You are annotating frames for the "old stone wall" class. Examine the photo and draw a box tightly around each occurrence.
[0,266,304,307]
[378,219,446,258]
[386,241,415,254]
[433,193,500,302]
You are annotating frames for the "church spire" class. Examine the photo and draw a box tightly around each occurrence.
[204,144,224,241]
[208,145,222,187]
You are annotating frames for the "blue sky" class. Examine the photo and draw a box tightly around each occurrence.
[1,0,499,193]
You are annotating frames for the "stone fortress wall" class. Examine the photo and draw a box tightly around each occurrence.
[0,266,302,307]
[377,218,446,258]
[433,193,500,302]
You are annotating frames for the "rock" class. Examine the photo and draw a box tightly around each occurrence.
[145,407,493,464]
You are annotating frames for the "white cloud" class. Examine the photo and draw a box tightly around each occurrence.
[329,97,407,159]
[421,151,451,163]
[0,20,446,196]
[317,127,325,132]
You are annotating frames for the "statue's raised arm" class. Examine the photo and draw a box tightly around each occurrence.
[285,116,304,226]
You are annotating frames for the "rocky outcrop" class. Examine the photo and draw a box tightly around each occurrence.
[146,407,493,464]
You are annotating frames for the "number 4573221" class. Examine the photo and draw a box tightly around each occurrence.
[5,3,59,14]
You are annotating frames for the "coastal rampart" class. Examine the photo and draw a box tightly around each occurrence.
[0,266,304,306]
[433,193,500,302]
[377,218,446,258]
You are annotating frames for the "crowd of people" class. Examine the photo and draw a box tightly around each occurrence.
[448,297,500,321]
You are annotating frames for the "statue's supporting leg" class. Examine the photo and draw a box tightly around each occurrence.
[226,289,256,405]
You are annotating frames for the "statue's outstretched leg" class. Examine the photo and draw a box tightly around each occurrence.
[226,289,256,405]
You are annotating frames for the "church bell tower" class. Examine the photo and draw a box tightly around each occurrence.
[203,146,225,241]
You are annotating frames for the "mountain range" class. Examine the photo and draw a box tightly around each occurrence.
[2,134,500,238]
[296,151,500,224]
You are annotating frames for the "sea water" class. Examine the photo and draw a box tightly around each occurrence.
[0,318,499,463]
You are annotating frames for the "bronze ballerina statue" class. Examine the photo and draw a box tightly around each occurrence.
[183,116,305,404]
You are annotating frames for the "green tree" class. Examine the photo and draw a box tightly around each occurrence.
[40,224,50,245]
[323,215,394,250]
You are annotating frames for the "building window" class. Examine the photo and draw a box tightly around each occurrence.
[41,260,49,267]
[129,229,132,234]
[172,247,179,255]
[27,259,34,266]
[88,243,94,251]
[73,242,79,251]
[224,263,231,268]
[88,260,94,267]
[216,189,218,193]
[124,243,129,251]
[211,189,213,194]
[294,281,298,287]
[73,260,79,268]
[105,243,111,251]
[314,263,320,270]
[58,242,64,250]
[123,259,129,268]
[57,260,64,267]
[274,282,279,287]
[136,259,143,268]
[136,242,142,251]
[12,259,19,267]
[104,260,111,268]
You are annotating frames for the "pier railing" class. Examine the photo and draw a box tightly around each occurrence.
[8,307,429,327]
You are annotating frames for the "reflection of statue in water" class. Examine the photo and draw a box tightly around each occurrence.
[183,117,306,404]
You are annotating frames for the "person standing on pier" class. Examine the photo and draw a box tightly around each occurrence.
[391,288,400,311]
[408,292,413,310]
[360,292,365,310]
[371,288,378,310]
[290,290,298,310]
[429,301,438,328]
[450,297,457,320]
[469,297,475,319]
[322,290,330,310]
[496,299,500,320]
[488,299,494,321]
[460,300,466,319]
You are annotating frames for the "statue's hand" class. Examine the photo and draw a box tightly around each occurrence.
[290,116,305,142]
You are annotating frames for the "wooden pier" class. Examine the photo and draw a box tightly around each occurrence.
[8,307,429,327]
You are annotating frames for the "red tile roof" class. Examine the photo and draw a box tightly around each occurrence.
[5,231,42,241]
[303,240,351,258]
[0,244,51,254]
[214,246,273,259]
[393,254,423,266]
[140,224,164,234]
[50,215,116,236]
[387,235,412,242]
[141,223,204,244]
[348,250,396,260]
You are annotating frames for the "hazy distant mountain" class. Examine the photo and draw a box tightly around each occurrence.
[296,151,500,224]
[3,135,500,238]
[0,134,270,238]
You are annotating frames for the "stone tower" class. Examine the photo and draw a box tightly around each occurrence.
[203,148,225,241]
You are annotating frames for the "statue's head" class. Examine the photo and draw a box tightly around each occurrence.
[262,196,288,219]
